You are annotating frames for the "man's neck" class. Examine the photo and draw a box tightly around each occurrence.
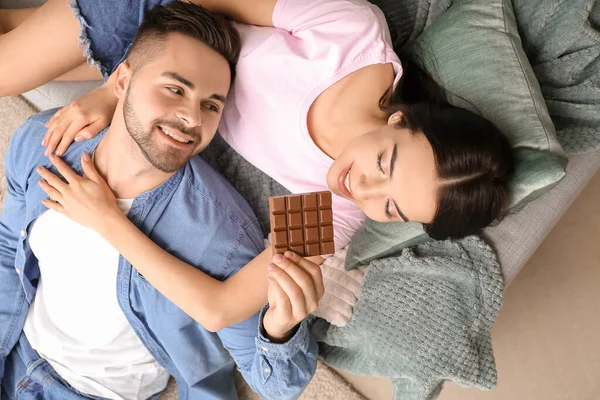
[93,122,176,199]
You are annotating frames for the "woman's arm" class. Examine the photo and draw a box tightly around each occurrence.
[98,212,272,332]
[43,72,118,157]
[37,154,273,331]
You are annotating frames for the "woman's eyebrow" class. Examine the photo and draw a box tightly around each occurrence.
[389,144,398,178]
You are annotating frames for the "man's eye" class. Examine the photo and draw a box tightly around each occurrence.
[167,87,183,96]
[203,103,220,113]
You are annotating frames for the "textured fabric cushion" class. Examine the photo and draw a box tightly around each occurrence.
[346,0,567,270]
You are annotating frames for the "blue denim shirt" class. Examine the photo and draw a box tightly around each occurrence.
[0,110,318,399]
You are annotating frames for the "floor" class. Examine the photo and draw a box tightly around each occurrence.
[338,169,600,400]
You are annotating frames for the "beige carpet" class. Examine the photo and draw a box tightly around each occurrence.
[0,95,366,400]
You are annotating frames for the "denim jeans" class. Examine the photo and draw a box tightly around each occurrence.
[1,334,109,400]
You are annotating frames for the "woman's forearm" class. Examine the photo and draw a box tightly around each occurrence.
[99,212,269,331]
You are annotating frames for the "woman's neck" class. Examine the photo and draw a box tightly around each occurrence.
[307,63,394,159]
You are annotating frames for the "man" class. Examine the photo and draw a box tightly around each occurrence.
[0,2,319,399]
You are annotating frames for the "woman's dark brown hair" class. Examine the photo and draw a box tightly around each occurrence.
[380,58,515,240]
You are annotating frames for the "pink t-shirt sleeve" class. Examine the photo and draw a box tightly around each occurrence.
[274,0,371,33]
[271,0,401,77]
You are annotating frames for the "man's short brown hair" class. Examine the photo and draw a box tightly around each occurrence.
[128,1,241,81]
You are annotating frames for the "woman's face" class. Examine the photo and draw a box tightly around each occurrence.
[327,114,439,224]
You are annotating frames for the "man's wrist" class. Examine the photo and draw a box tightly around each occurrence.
[262,307,302,344]
[262,323,299,344]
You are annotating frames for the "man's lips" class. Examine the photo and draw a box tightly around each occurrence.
[156,125,195,147]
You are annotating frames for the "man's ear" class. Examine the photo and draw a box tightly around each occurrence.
[113,62,132,99]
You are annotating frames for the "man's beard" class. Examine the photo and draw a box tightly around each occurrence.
[123,88,198,173]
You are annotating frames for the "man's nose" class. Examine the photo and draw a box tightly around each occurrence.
[176,103,202,128]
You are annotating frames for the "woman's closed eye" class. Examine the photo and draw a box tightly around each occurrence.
[377,152,386,174]
[384,199,394,220]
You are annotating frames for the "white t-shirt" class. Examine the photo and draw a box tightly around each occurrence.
[23,199,170,400]
[220,0,403,249]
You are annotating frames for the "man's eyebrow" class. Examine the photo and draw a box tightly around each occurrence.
[162,72,194,90]
[209,93,227,103]
[393,200,410,222]
[162,72,226,103]
[389,143,398,179]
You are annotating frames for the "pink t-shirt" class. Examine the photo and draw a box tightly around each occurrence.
[220,0,403,249]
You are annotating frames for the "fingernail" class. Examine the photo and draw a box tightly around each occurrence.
[82,153,90,162]
[54,150,61,157]
[41,139,46,146]
[74,136,83,142]
[44,149,49,156]
[273,254,284,263]
[284,251,294,259]
[268,264,276,271]
[36,167,41,173]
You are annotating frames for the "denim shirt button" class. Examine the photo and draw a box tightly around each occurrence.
[260,347,269,352]
[20,229,26,238]
[15,268,21,275]
[263,368,271,374]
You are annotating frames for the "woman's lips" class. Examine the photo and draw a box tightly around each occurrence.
[338,164,353,199]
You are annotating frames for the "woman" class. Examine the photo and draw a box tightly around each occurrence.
[1,0,514,329]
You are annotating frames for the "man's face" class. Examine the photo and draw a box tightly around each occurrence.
[122,33,231,173]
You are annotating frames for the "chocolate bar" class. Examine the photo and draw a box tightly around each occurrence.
[269,191,335,257]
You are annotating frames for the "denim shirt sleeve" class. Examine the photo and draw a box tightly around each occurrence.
[0,126,34,379]
[217,305,318,400]
[215,227,318,399]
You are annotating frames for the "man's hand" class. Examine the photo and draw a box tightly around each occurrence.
[262,251,325,342]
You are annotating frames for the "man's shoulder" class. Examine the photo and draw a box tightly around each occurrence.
[182,156,261,231]
[10,109,57,150]
[6,109,59,170]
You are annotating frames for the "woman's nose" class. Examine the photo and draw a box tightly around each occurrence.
[353,176,387,200]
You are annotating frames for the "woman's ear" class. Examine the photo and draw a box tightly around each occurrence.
[113,62,132,99]
[387,111,403,125]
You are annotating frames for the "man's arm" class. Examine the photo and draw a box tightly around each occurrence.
[217,306,318,399]
[0,124,36,379]
[190,0,277,27]
[215,231,322,399]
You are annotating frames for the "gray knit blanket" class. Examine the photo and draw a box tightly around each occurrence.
[310,237,503,400]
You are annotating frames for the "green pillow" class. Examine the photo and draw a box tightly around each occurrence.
[346,0,567,270]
